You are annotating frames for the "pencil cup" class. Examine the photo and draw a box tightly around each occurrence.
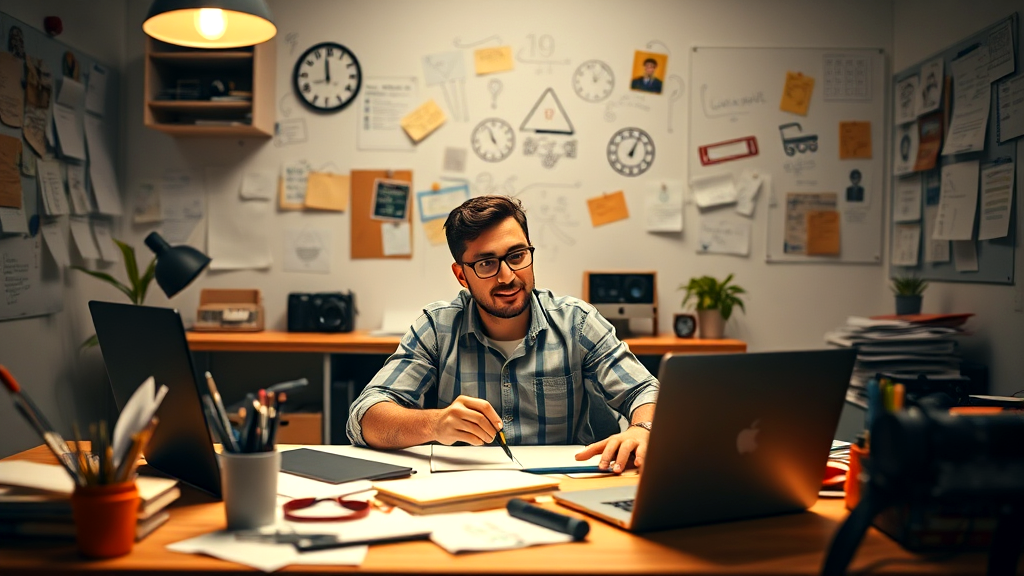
[219,449,280,530]
[70,481,139,558]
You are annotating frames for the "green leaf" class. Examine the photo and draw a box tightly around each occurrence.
[71,266,135,302]
[79,334,99,350]
[114,239,140,294]
[677,274,747,318]
[138,258,157,305]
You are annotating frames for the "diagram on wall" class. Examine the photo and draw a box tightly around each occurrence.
[470,118,515,162]
[516,33,569,74]
[606,127,655,177]
[523,136,576,168]
[572,59,614,102]
[520,88,574,134]
[422,51,469,122]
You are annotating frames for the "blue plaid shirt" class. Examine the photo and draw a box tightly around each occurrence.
[347,289,659,446]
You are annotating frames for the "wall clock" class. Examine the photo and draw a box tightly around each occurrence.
[607,127,655,176]
[293,42,362,112]
[673,313,697,338]
[572,59,614,102]
[471,118,516,162]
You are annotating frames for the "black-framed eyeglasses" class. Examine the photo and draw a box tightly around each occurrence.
[461,246,535,279]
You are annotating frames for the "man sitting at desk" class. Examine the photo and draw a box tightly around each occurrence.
[347,196,658,474]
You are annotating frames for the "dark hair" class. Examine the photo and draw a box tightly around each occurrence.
[643,58,657,67]
[444,196,529,262]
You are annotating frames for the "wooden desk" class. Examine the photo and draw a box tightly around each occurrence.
[185,331,746,442]
[0,445,992,575]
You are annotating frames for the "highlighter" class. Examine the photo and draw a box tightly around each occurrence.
[507,498,590,541]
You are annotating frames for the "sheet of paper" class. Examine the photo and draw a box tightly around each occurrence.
[689,173,737,209]
[977,160,1014,240]
[240,169,276,200]
[400,99,446,143]
[56,77,84,108]
[417,184,469,221]
[430,445,601,472]
[68,216,99,259]
[429,509,572,554]
[371,179,410,220]
[25,56,51,110]
[381,221,412,256]
[53,105,86,160]
[84,115,122,215]
[111,377,161,468]
[19,147,35,177]
[85,63,108,115]
[644,180,683,232]
[891,223,921,266]
[36,160,69,216]
[358,77,417,151]
[943,46,991,155]
[839,121,872,159]
[304,171,350,212]
[0,206,28,234]
[0,460,77,493]
[986,18,1015,82]
[370,309,421,337]
[0,52,24,127]
[893,174,922,223]
[91,219,120,263]
[423,217,446,245]
[933,160,979,241]
[474,46,514,75]
[780,71,814,115]
[805,210,840,256]
[586,191,629,227]
[206,166,272,271]
[280,161,311,209]
[734,170,764,217]
[167,530,366,572]
[923,204,950,263]
[893,121,920,176]
[917,57,943,115]
[698,217,751,256]
[284,227,331,274]
[784,192,837,254]
[894,75,919,124]
[914,112,942,171]
[996,74,1024,144]
[160,171,204,244]
[273,118,307,147]
[67,163,92,215]
[40,219,70,268]
[423,51,466,85]
[953,240,979,272]
[22,106,48,158]
[0,134,22,208]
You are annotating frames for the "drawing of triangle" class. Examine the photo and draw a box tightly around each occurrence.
[520,88,574,134]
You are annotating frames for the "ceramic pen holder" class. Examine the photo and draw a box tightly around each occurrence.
[219,449,280,530]
[70,481,139,558]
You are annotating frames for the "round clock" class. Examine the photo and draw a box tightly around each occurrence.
[572,59,614,102]
[293,42,362,112]
[471,118,516,162]
[607,127,655,177]
[673,313,697,338]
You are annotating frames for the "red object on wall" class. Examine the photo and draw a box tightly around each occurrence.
[44,16,63,36]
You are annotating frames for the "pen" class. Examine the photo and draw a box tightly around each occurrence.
[507,498,590,541]
[522,466,607,475]
[293,531,432,552]
[496,429,515,463]
[0,365,79,481]
[205,372,238,452]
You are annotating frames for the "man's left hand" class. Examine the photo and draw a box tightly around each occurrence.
[574,425,649,474]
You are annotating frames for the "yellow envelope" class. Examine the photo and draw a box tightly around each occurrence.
[401,99,446,143]
[780,71,815,116]
[304,171,350,212]
[806,210,840,256]
[587,191,629,227]
[839,121,872,159]
[474,46,514,75]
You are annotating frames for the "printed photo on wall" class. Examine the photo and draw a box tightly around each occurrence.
[630,51,667,94]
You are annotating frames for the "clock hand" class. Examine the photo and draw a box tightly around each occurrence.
[325,58,331,83]
[628,139,640,158]
[487,127,497,146]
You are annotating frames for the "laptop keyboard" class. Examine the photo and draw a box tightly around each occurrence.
[603,499,635,513]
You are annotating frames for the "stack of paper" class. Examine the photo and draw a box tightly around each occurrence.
[373,470,560,515]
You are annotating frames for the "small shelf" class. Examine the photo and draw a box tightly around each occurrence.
[148,124,273,137]
[148,101,252,112]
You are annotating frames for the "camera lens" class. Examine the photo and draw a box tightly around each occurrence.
[318,299,347,330]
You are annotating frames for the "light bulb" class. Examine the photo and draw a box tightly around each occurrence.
[194,8,226,41]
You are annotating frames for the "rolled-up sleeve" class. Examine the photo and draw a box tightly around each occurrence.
[579,309,659,419]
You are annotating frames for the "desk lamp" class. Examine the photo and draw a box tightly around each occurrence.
[143,0,276,49]
[145,232,211,298]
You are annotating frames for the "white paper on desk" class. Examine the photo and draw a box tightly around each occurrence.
[68,216,100,259]
[36,160,69,215]
[923,205,950,263]
[733,170,763,217]
[381,221,411,256]
[429,509,572,553]
[40,218,70,268]
[85,63,108,115]
[933,160,979,241]
[112,377,168,469]
[986,19,1015,83]
[893,122,919,176]
[943,46,990,155]
[689,173,737,209]
[67,163,93,215]
[644,180,683,232]
[53,105,86,161]
[284,507,432,546]
[241,169,276,200]
[997,75,1024,144]
[160,171,204,244]
[953,240,979,272]
[91,219,120,263]
[84,115,122,215]
[977,160,1014,240]
[167,531,310,572]
[698,217,751,257]
[893,174,922,223]
[430,445,600,472]
[891,223,921,267]
[206,166,272,270]
[277,475,373,499]
[284,226,331,274]
[371,309,420,336]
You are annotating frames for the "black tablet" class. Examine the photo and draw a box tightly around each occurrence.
[280,448,413,484]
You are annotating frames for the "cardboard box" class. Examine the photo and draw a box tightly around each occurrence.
[275,412,322,445]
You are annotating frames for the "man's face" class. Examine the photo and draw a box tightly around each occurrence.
[644,62,656,77]
[851,171,861,185]
[451,217,535,320]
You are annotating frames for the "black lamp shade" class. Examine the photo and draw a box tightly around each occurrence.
[143,0,276,49]
[145,232,211,298]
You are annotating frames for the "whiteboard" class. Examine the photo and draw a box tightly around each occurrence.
[690,47,887,263]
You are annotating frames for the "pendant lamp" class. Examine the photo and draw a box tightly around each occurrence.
[143,0,276,49]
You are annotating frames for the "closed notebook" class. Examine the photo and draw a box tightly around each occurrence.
[372,470,560,515]
[280,448,413,484]
[0,510,171,541]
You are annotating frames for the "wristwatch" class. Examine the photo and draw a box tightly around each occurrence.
[630,421,653,432]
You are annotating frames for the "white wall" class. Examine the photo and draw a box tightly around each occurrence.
[893,0,1024,395]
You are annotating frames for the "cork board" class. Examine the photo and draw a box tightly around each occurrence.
[350,169,414,259]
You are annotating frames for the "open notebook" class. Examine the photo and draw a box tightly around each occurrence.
[430,445,603,473]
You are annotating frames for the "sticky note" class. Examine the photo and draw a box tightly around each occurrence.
[780,71,815,116]
[423,217,447,245]
[0,134,23,208]
[474,46,514,75]
[839,121,872,159]
[304,171,350,212]
[806,210,840,256]
[401,99,446,143]
[587,191,629,227]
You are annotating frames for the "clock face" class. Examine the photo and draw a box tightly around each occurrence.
[293,42,362,112]
[607,127,655,177]
[674,314,697,338]
[572,60,614,102]
[471,118,516,162]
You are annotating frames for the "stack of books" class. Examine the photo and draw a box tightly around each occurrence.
[0,461,179,541]
[824,314,972,407]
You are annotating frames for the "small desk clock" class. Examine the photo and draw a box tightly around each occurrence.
[673,313,697,338]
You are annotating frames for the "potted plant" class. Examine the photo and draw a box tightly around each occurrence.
[679,274,746,339]
[72,239,156,348]
[891,274,927,316]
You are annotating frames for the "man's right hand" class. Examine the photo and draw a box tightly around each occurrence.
[430,395,503,446]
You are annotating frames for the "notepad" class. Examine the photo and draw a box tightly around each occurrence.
[430,445,602,473]
[280,448,413,484]
[372,470,560,515]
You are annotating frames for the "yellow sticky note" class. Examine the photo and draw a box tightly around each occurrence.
[423,218,447,245]
[401,99,446,143]
[474,46,514,75]
[806,210,840,256]
[304,171,350,212]
[587,191,629,227]
[839,121,872,159]
[780,71,815,116]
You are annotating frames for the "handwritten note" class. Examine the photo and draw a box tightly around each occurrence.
[839,121,872,159]
[0,135,22,208]
[698,218,751,256]
[280,161,311,210]
[400,99,446,143]
[304,172,350,212]
[805,210,840,256]
[36,160,69,216]
[587,191,629,227]
[0,52,24,127]
[474,46,514,75]
[780,72,815,116]
[891,223,921,267]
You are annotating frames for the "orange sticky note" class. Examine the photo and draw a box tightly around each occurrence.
[304,171,349,211]
[401,99,446,143]
[806,210,840,256]
[780,71,815,116]
[839,121,872,159]
[474,46,514,75]
[587,191,629,227]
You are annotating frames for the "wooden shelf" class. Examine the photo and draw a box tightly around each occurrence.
[147,124,273,138]
[148,100,252,111]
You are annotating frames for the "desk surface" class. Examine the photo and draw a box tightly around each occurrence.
[0,445,992,575]
[185,330,746,356]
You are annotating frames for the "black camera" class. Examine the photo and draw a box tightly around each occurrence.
[287,292,355,332]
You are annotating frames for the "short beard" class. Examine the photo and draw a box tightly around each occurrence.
[471,281,531,319]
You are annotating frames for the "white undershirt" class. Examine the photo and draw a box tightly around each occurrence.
[490,338,523,360]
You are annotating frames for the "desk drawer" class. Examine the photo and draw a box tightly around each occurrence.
[276,412,322,445]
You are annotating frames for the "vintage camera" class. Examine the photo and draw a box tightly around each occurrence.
[287,292,355,332]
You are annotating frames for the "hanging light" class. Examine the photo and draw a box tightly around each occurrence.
[143,0,276,49]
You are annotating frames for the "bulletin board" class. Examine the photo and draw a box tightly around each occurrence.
[351,169,414,259]
[690,47,887,264]
[889,13,1018,285]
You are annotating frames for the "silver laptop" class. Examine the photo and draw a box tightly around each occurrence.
[554,349,856,532]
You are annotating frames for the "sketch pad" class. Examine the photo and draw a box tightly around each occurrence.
[280,448,413,484]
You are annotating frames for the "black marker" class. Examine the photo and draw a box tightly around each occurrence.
[507,498,590,541]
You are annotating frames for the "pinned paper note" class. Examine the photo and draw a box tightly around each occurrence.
[689,173,737,209]
[371,179,410,220]
[381,221,412,256]
[91,219,120,263]
[805,210,840,256]
[891,223,921,267]
[400,99,446,142]
[780,71,815,115]
[953,240,978,272]
[40,219,70,268]
[587,191,629,227]
[698,218,751,256]
[132,179,160,223]
[423,217,447,245]
[0,135,23,208]
[304,172,350,212]
[914,112,942,172]
[839,121,872,159]
[0,52,24,128]
[734,170,764,217]
[241,170,276,200]
[644,181,683,232]
[280,161,311,210]
[784,192,837,254]
[36,160,69,216]
[68,216,100,259]
[284,227,331,274]
[474,46,514,75]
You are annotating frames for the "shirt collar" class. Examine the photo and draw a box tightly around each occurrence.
[458,289,549,346]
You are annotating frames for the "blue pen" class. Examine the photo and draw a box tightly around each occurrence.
[523,466,607,475]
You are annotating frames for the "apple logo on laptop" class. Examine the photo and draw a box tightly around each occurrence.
[736,420,760,454]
